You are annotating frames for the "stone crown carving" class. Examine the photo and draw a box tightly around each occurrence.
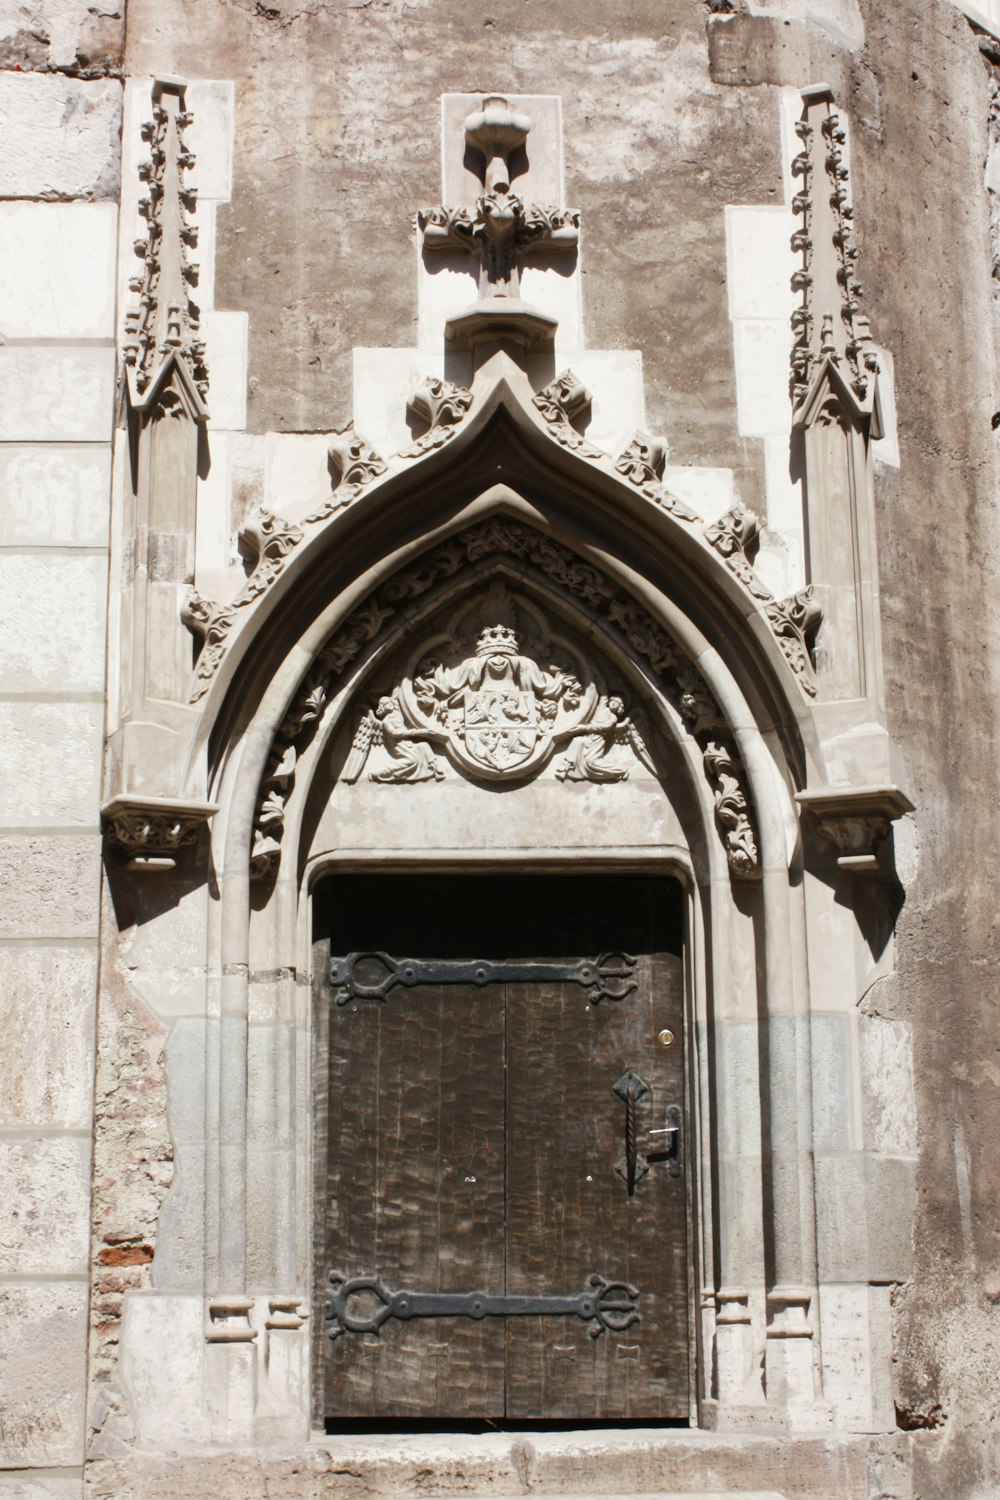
[122,79,208,412]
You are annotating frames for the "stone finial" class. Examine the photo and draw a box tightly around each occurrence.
[464,95,532,193]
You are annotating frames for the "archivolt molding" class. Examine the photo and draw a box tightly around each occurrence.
[181,369,822,725]
[245,517,759,883]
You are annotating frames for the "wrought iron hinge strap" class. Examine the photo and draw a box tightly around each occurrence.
[330,951,637,1003]
[325,1270,640,1341]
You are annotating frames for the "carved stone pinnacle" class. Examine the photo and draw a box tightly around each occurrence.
[464,95,532,194]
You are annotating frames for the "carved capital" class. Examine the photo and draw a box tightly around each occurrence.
[796,785,914,869]
[101,795,218,864]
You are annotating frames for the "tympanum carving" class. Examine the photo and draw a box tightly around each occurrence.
[343,606,652,787]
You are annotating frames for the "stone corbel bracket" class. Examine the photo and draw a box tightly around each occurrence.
[796,785,914,870]
[101,795,219,868]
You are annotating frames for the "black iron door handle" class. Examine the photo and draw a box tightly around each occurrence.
[612,1071,649,1195]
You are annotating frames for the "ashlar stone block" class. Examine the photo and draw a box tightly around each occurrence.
[0,75,121,199]
[0,202,117,338]
[0,1136,91,1275]
[0,946,97,1129]
[0,702,102,828]
[0,1282,87,1466]
[0,555,107,694]
[0,346,115,443]
[0,834,101,938]
[0,0,122,71]
[0,447,110,548]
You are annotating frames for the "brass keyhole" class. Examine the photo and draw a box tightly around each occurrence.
[657,1028,674,1047]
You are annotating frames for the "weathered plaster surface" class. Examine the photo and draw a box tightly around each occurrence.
[846,2,1000,1492]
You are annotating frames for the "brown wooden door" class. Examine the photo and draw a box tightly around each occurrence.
[320,874,688,1421]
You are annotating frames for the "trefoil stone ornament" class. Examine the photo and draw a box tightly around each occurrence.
[418,95,580,349]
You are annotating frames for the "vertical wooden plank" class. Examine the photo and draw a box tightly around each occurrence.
[325,981,506,1418]
[504,896,688,1419]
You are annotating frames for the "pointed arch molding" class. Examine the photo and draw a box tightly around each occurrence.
[184,372,822,734]
[246,515,759,881]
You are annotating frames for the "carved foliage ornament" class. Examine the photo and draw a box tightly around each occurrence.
[704,505,821,696]
[247,520,759,882]
[182,507,304,700]
[399,376,474,460]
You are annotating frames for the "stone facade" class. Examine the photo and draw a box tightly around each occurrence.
[1,1,999,1498]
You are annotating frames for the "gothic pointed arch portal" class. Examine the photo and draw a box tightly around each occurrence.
[286,517,737,1424]
[181,452,819,1432]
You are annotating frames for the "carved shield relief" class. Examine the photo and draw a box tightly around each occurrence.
[341,588,657,786]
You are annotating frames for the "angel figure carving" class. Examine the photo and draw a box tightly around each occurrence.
[555,695,655,784]
[342,694,444,784]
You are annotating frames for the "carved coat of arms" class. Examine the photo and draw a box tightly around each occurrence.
[342,603,655,787]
